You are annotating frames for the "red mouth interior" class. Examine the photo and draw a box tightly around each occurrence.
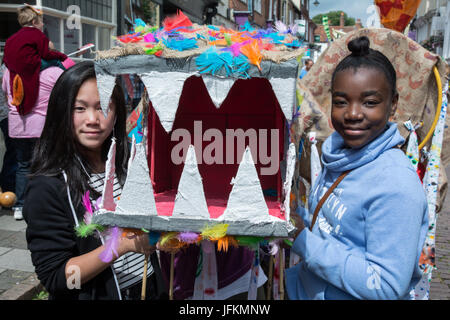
[146,76,286,220]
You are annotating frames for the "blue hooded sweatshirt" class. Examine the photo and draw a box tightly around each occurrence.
[285,122,428,300]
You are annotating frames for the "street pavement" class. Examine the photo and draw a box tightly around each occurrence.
[0,167,449,300]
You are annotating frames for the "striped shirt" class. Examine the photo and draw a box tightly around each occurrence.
[89,172,154,290]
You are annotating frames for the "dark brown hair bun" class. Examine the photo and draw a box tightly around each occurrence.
[348,36,371,56]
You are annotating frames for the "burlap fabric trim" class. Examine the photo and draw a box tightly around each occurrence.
[94,23,305,64]
[293,27,448,166]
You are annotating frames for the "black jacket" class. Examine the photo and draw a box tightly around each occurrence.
[23,174,122,299]
[23,174,167,300]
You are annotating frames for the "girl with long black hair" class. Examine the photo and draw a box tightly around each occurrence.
[23,61,164,300]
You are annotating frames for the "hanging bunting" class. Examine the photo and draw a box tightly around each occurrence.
[322,15,332,42]
[412,80,448,300]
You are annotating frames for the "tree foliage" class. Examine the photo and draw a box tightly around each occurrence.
[312,11,356,26]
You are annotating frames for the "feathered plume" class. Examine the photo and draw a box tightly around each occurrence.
[163,10,192,32]
[177,232,201,244]
[82,191,93,223]
[239,39,262,71]
[99,227,121,263]
[74,191,105,238]
[201,223,229,240]
[163,36,198,51]
[196,47,234,76]
[275,20,289,33]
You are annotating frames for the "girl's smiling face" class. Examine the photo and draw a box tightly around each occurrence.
[72,78,116,154]
[331,67,398,149]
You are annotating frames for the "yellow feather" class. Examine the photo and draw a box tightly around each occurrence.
[201,223,229,240]
[160,232,178,246]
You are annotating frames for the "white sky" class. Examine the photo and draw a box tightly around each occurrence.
[309,0,376,26]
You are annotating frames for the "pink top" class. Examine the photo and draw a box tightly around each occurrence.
[2,66,63,138]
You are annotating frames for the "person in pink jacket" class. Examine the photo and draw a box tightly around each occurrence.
[2,66,64,219]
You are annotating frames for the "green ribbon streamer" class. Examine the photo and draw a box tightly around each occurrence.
[322,15,332,42]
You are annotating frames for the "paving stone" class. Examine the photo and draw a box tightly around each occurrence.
[0,247,12,256]
[0,269,33,291]
[0,215,27,232]
[0,231,27,250]
[0,249,34,272]
[0,273,43,300]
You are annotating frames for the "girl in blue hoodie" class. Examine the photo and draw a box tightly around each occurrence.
[285,36,429,300]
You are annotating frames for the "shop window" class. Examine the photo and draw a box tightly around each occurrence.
[98,26,111,51]
[43,15,61,51]
[64,18,80,55]
[82,23,96,58]
[0,12,20,44]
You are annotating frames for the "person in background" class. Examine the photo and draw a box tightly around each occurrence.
[2,64,64,220]
[0,62,16,196]
[3,4,68,116]
[299,59,314,79]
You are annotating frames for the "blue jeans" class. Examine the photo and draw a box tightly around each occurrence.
[11,138,37,208]
[0,119,17,192]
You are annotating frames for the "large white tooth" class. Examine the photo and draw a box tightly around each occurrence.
[172,145,210,218]
[139,71,193,133]
[201,75,235,108]
[268,77,296,121]
[222,146,269,221]
[283,143,296,222]
[96,73,116,118]
[115,142,158,216]
[101,138,117,211]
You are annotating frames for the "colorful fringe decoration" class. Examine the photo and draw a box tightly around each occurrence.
[235,236,264,249]
[163,10,192,32]
[159,232,189,252]
[411,80,449,299]
[111,12,307,79]
[75,191,104,237]
[216,235,238,252]
[200,223,229,240]
[177,231,201,244]
[99,226,121,263]
[196,47,234,76]
[162,37,198,51]
[82,191,93,224]
[144,42,163,56]
[148,231,161,245]
[75,222,105,238]
[160,231,179,246]
[239,40,262,71]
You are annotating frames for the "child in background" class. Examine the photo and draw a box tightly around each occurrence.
[3,4,68,115]
[286,36,428,300]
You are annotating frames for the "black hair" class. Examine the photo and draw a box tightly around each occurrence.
[331,36,397,98]
[30,61,129,205]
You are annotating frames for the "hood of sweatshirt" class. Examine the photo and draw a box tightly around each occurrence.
[321,122,405,173]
